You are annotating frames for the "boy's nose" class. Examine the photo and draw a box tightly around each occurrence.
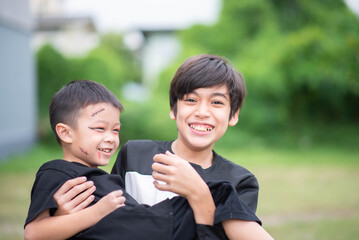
[104,132,115,143]
[195,103,210,118]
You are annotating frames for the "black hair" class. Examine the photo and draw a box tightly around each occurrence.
[49,80,123,144]
[169,54,246,118]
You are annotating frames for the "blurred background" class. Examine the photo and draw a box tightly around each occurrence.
[0,0,358,239]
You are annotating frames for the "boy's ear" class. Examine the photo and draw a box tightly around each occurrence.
[169,109,176,120]
[228,109,240,126]
[56,123,73,144]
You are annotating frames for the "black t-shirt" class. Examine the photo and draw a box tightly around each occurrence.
[112,140,259,212]
[25,160,174,240]
[26,159,261,240]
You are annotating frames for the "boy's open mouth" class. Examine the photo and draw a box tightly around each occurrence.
[98,148,112,153]
[189,124,214,132]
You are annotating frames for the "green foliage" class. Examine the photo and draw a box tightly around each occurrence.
[36,1,359,145]
[37,44,70,117]
[172,0,359,132]
[36,33,142,142]
[68,33,141,93]
[100,33,142,83]
[119,98,177,144]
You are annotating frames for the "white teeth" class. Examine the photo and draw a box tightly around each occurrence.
[99,148,111,153]
[189,124,213,132]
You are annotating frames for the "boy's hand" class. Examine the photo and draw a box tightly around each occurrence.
[95,190,125,215]
[152,151,216,225]
[152,151,207,199]
[53,177,96,216]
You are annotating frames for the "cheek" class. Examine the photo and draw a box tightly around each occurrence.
[114,137,120,147]
[79,147,89,155]
[217,114,231,127]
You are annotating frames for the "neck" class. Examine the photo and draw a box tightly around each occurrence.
[62,148,93,168]
[171,140,213,169]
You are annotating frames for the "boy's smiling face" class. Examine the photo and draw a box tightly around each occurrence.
[170,85,239,153]
[64,103,121,168]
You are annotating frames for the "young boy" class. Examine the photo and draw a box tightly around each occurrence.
[24,80,271,240]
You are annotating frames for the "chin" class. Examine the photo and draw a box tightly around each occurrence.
[190,142,213,151]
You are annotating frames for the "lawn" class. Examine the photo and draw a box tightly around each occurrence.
[0,143,358,239]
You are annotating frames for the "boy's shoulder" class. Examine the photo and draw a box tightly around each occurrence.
[37,159,79,178]
[38,159,69,171]
[124,139,171,153]
[118,140,171,175]
[213,151,255,177]
[38,159,104,178]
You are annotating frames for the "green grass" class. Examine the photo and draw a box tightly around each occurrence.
[1,143,358,240]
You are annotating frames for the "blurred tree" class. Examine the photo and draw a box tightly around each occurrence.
[37,44,70,117]
[162,0,359,131]
[37,44,71,143]
[68,33,142,97]
[36,33,142,144]
[100,33,142,83]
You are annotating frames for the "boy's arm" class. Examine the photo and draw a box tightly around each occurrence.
[25,190,125,240]
[152,152,274,240]
[222,219,274,240]
[152,151,215,225]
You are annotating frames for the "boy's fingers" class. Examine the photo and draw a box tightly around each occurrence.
[152,162,172,175]
[64,181,94,201]
[72,194,95,212]
[153,153,174,165]
[55,177,87,196]
[152,170,170,183]
[114,190,124,197]
[153,181,170,191]
[108,190,124,198]
[108,190,126,205]
[118,196,126,205]
[165,151,175,157]
[68,185,96,208]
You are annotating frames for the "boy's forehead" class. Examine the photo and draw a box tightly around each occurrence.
[187,85,230,95]
[80,103,120,117]
[81,104,106,114]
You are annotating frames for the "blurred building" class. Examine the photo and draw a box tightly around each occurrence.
[0,0,37,159]
[0,0,98,160]
[32,0,99,56]
[140,29,181,88]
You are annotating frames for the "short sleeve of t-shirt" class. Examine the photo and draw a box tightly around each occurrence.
[25,162,74,226]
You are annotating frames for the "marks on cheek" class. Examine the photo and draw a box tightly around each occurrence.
[98,151,101,160]
[80,147,89,155]
[91,108,105,117]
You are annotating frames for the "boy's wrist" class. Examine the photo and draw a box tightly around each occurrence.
[186,180,210,203]
[90,202,110,219]
[187,184,216,225]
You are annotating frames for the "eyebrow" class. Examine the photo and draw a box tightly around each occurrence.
[91,120,121,126]
[190,90,229,100]
[211,92,229,100]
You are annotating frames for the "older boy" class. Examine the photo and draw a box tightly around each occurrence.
[25,80,270,240]
[112,54,260,237]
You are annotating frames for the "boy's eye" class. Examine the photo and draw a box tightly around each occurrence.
[113,129,120,134]
[89,127,105,131]
[184,98,196,103]
[212,100,224,105]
